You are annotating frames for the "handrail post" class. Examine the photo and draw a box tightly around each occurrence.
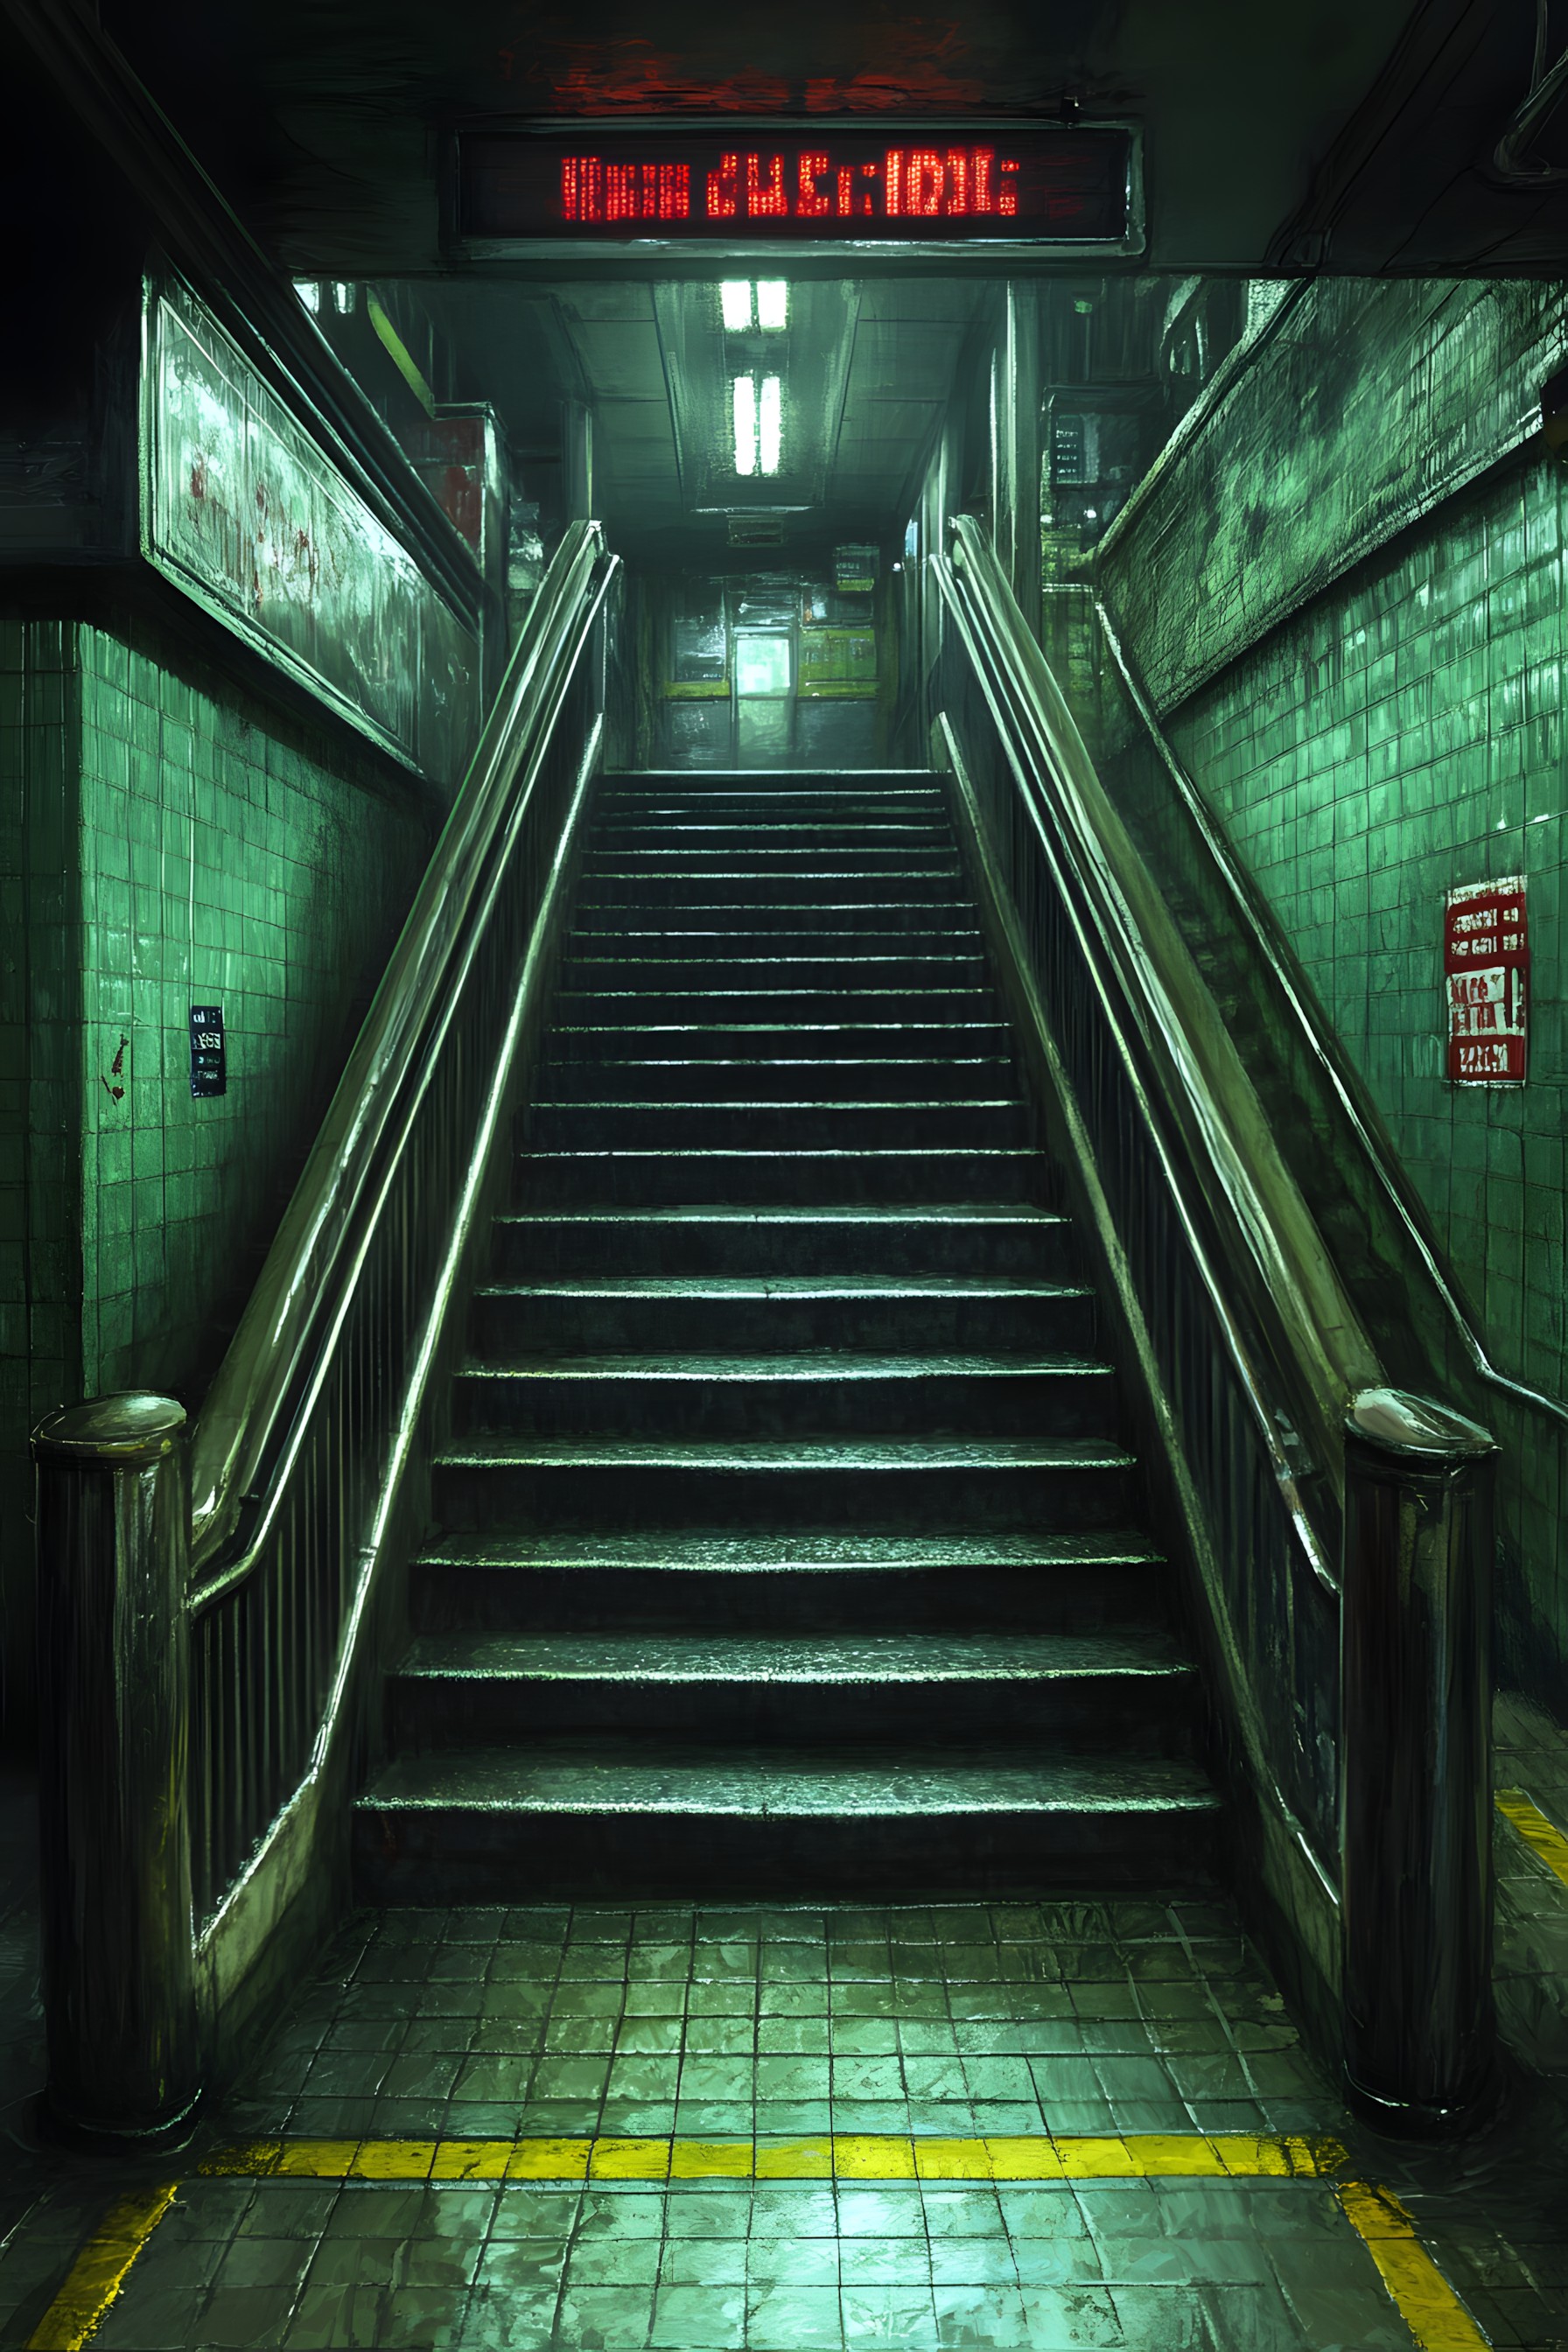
[1341,1387,1498,2133]
[32,1393,201,2147]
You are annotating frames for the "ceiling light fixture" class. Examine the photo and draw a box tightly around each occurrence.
[721,281,753,332]
[756,281,788,332]
[758,375,782,476]
[732,374,758,476]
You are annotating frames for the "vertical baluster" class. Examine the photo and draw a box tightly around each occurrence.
[225,1607,240,1897]
[240,1579,256,1874]
[290,1484,307,1779]
[192,1621,210,1927]
[267,1535,282,1835]
[337,1356,353,1636]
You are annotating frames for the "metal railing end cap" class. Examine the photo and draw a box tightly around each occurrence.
[33,1391,187,1465]
[1346,1386,1495,1462]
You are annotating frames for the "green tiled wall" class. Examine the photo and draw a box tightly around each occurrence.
[1102,278,1568,713]
[74,618,431,1402]
[0,616,84,1741]
[0,609,433,1737]
[1172,465,1564,1403]
[1095,280,1568,1706]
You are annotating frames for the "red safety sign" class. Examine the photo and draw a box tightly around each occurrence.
[1444,878,1529,1083]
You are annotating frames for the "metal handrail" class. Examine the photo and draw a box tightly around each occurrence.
[188,521,612,1586]
[934,518,1502,2124]
[941,514,1378,1560]
[31,516,618,2141]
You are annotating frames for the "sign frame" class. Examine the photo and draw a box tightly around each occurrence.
[446,116,1145,269]
[189,1004,228,1100]
[1443,876,1529,1087]
[139,276,480,782]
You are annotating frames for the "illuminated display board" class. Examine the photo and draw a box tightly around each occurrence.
[457,123,1138,249]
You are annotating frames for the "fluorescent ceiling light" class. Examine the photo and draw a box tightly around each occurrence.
[721,281,753,332]
[732,374,758,476]
[759,375,782,477]
[756,281,788,332]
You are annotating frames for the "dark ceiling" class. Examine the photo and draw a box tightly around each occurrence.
[416,275,985,567]
[86,0,1568,576]
[66,0,1568,571]
[100,0,1568,279]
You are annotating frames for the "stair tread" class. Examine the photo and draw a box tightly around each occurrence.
[437,1436,1134,1469]
[541,1058,1012,1071]
[549,1025,999,1035]
[359,1742,1221,1816]
[521,1147,1040,1161]
[414,1529,1162,1571]
[397,1629,1192,1682]
[559,985,993,997]
[479,1275,1085,1297]
[457,1351,1112,1380]
[496,1205,1067,1224]
[532,1098,1026,1112]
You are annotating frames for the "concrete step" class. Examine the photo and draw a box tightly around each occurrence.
[581,835,953,864]
[469,1278,1096,1354]
[513,1145,1050,1208]
[430,1433,1138,1534]
[387,1628,1201,1746]
[592,802,948,828]
[409,1527,1170,1634]
[593,773,938,810]
[536,1055,1016,1104]
[518,1100,1034,1153]
[556,960,996,999]
[550,986,999,1026]
[596,773,942,807]
[558,926,984,959]
[450,1352,1120,1441]
[578,869,966,910]
[353,1740,1224,1902]
[544,1020,1011,1062]
[570,898,973,935]
[486,1205,1079,1280]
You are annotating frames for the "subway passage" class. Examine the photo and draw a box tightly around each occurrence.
[4,3,1568,2346]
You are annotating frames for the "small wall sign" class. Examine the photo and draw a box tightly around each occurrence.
[1444,878,1528,1084]
[190,1004,227,1098]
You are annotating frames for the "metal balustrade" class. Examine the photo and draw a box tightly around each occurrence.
[34,522,617,2142]
[928,514,1497,2132]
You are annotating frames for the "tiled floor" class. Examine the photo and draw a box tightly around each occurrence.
[0,1722,1566,2349]
[223,1897,1323,2150]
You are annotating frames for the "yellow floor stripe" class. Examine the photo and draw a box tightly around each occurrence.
[1337,2182,1493,2350]
[198,2129,1348,2184]
[21,2144,1495,2352]
[24,2183,178,2352]
[1496,1786,1568,1888]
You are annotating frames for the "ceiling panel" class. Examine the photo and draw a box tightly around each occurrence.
[418,274,983,566]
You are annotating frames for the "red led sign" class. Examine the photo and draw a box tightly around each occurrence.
[1444,877,1529,1083]
[458,124,1135,245]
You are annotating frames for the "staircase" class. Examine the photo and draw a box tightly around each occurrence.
[354,768,1222,1899]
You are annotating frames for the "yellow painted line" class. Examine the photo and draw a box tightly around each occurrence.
[1496,1787,1568,1888]
[34,2140,1488,2352]
[196,2130,1348,2183]
[24,2182,178,2352]
[1336,2181,1493,2349]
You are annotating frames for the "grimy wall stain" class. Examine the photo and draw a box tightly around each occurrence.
[0,607,431,1737]
[1096,276,1568,1708]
